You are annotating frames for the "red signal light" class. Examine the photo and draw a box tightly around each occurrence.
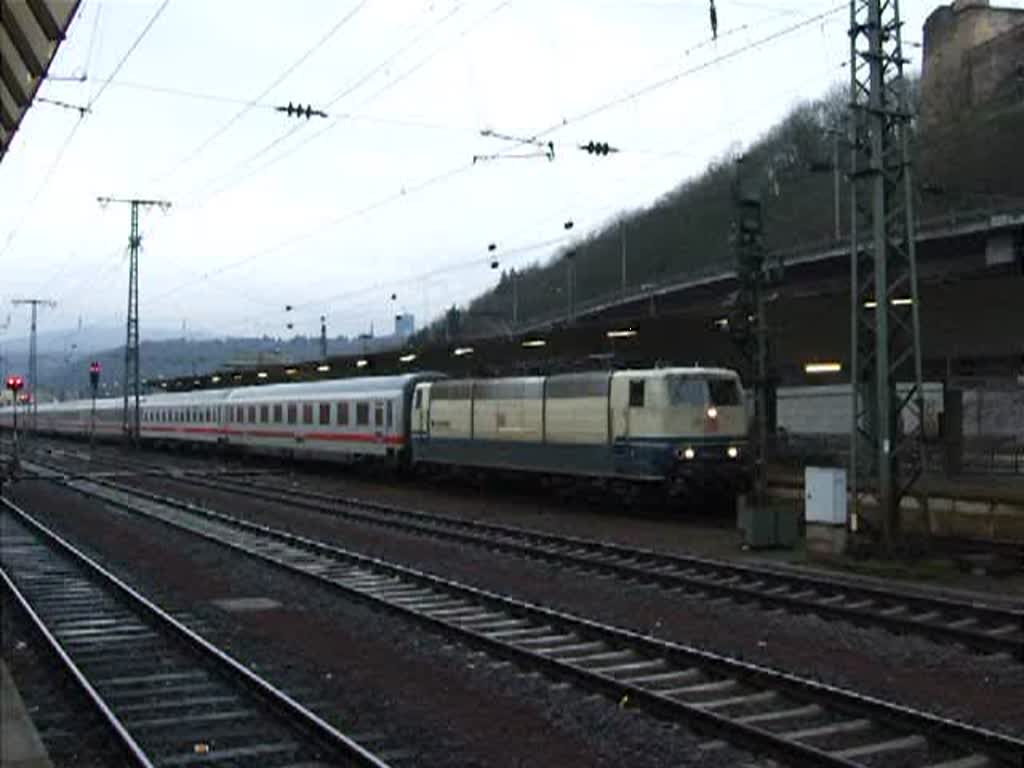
[89,361,101,374]
[5,376,24,392]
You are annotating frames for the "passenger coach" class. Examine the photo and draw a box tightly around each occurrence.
[3,366,749,499]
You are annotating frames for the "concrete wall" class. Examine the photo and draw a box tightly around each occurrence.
[776,383,1024,439]
[777,384,945,437]
[962,387,1024,436]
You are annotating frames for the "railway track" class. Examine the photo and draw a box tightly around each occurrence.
[13,444,1024,659]
[122,462,1024,661]
[0,496,399,768]
[23,464,1024,768]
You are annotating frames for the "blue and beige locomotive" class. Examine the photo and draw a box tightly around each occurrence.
[3,367,749,498]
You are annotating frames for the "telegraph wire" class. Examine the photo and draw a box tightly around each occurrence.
[144,2,846,324]
[560,3,846,130]
[0,0,172,261]
[204,49,855,335]
[144,160,480,309]
[176,0,479,209]
[86,0,172,110]
[484,2,846,164]
[150,0,372,185]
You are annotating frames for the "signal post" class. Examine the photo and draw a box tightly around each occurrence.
[89,361,101,450]
[5,375,25,476]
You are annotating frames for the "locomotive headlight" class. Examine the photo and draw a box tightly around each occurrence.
[727,446,739,459]
[683,447,696,460]
[706,407,718,420]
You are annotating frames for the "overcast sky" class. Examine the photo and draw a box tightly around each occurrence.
[2,0,1019,347]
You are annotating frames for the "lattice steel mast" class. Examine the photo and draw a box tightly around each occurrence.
[97,196,171,445]
[11,298,56,432]
[847,0,925,548]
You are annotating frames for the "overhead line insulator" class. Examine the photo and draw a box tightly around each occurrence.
[275,102,328,119]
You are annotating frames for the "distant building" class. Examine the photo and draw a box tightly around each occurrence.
[921,0,1024,129]
[394,313,415,339]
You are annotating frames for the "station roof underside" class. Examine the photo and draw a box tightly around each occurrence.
[0,0,81,163]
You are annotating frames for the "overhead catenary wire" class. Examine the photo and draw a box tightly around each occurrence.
[149,0,372,186]
[0,0,171,262]
[178,0,487,210]
[143,3,851,330]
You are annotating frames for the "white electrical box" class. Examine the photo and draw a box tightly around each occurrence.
[804,467,848,526]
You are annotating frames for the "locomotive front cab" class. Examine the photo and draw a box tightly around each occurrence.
[665,371,748,469]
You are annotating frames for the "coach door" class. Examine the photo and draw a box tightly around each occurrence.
[412,385,429,439]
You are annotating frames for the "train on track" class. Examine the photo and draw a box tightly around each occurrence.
[1,367,750,499]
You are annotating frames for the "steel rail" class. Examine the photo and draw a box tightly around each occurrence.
[46,473,1024,768]
[0,566,156,768]
[0,496,395,768]
[152,468,1024,659]
[14,447,1024,657]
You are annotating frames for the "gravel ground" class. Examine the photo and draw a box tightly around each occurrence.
[112,470,1024,739]
[2,595,138,768]
[8,481,769,768]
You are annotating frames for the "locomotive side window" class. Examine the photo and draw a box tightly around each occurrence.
[302,404,314,425]
[319,403,330,425]
[273,404,283,423]
[337,402,349,426]
[356,402,369,427]
[629,380,645,408]
[260,405,269,423]
[287,404,297,425]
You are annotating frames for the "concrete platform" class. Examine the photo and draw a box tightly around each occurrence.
[1,661,52,768]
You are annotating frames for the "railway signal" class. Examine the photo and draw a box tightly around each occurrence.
[5,375,24,469]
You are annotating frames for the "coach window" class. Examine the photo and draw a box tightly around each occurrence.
[273,403,283,423]
[386,401,393,429]
[415,389,422,409]
[287,404,297,425]
[356,402,369,427]
[374,402,384,428]
[319,403,330,425]
[247,405,256,423]
[260,404,269,423]
[302,404,314,425]
[337,402,349,426]
[629,380,645,408]
[235,406,243,423]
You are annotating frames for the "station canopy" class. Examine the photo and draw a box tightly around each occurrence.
[0,0,81,163]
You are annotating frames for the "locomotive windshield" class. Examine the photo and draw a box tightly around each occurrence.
[708,377,742,406]
[666,375,742,407]
[666,376,705,406]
